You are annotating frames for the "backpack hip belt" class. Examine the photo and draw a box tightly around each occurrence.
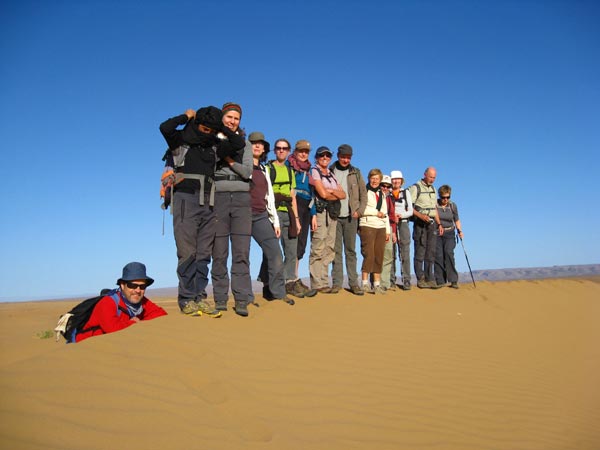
[176,173,215,207]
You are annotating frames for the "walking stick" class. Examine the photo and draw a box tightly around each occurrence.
[457,234,476,288]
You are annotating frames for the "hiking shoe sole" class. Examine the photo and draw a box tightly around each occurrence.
[196,301,223,317]
[350,285,365,296]
[234,304,249,317]
[315,287,334,294]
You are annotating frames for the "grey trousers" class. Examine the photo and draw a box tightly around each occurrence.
[413,220,437,282]
[254,212,286,299]
[435,231,458,284]
[332,216,360,288]
[211,191,252,304]
[396,221,411,285]
[172,191,215,309]
[276,209,297,282]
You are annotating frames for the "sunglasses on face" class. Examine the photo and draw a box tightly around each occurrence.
[440,196,450,199]
[275,146,290,151]
[317,154,332,158]
[125,281,147,290]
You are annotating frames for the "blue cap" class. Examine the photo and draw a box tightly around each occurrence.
[315,146,332,157]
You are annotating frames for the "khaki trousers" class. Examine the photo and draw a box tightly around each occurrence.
[309,211,337,289]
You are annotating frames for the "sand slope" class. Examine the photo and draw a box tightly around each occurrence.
[1,278,599,450]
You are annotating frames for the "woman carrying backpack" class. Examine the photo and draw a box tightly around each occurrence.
[434,185,464,288]
[248,132,295,306]
[308,146,346,293]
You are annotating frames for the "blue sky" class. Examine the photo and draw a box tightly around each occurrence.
[1,0,598,301]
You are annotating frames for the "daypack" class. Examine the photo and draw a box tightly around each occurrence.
[54,289,126,343]
[267,161,293,188]
[160,145,188,211]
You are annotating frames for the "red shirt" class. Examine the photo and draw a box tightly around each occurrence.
[75,292,167,342]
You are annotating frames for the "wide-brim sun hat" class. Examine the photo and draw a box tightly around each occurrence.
[116,262,154,287]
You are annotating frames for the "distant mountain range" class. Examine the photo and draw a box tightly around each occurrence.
[148,264,600,297]
[466,264,600,282]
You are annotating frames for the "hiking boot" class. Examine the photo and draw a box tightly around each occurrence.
[402,281,412,291]
[417,278,429,289]
[296,279,317,297]
[362,283,374,294]
[215,302,228,311]
[387,284,397,292]
[427,281,443,290]
[450,282,459,289]
[286,280,306,298]
[234,303,248,317]
[374,285,386,295]
[350,285,365,296]
[181,301,199,315]
[330,286,341,294]
[196,300,222,318]
[315,287,333,294]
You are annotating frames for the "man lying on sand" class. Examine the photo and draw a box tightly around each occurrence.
[73,262,167,342]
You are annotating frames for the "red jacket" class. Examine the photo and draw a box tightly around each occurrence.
[386,194,397,235]
[75,292,167,343]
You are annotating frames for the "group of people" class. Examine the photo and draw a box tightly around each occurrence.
[157,102,465,317]
[68,102,466,342]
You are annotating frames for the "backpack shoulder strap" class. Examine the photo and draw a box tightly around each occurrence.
[412,183,421,199]
[267,162,276,185]
[401,189,409,211]
[109,291,126,316]
[449,201,457,216]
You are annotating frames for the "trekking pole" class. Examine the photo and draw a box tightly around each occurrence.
[457,234,476,288]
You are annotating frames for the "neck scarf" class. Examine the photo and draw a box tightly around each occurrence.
[366,184,383,211]
[334,161,349,171]
[288,153,311,172]
[119,289,144,317]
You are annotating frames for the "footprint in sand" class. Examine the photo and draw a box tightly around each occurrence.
[178,372,273,442]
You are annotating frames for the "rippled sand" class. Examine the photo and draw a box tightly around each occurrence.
[1,277,599,450]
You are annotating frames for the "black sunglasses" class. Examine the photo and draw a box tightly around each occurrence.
[440,196,450,199]
[275,146,290,151]
[125,281,147,290]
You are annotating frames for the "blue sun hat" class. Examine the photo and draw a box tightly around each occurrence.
[117,262,154,286]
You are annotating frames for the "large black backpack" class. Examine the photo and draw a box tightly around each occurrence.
[54,289,126,343]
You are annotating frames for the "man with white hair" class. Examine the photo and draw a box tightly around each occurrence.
[409,167,444,289]
[390,170,414,290]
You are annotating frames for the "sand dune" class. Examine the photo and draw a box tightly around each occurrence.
[1,277,599,450]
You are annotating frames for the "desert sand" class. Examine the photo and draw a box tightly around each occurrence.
[1,277,599,450]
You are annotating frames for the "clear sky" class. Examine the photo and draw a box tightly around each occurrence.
[1,0,598,301]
